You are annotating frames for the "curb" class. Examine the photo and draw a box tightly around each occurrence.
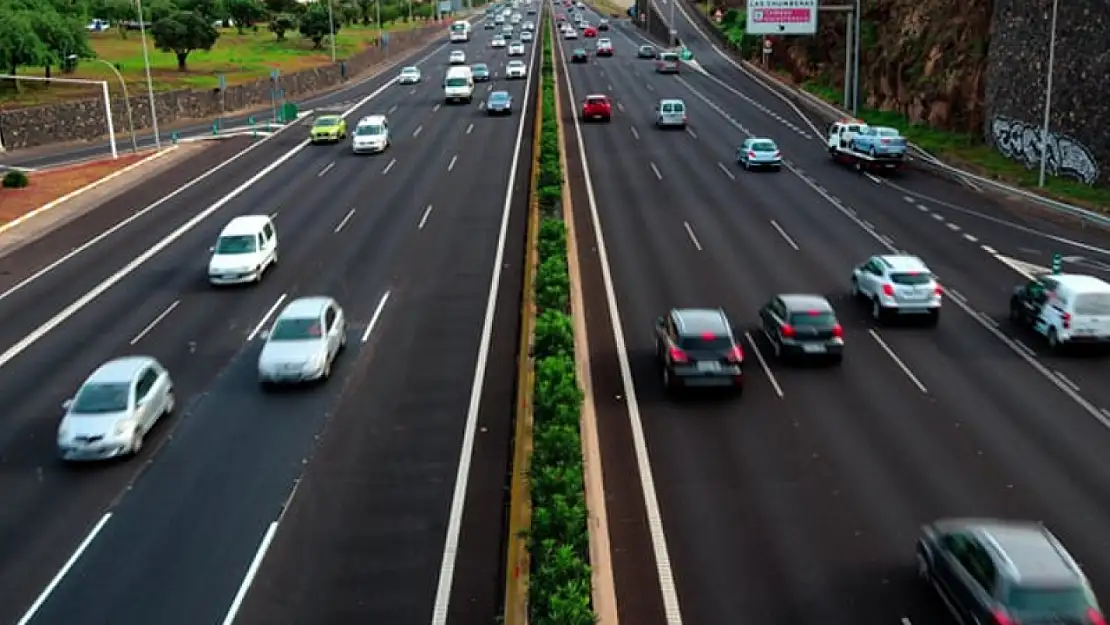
[549,16,621,625]
[0,147,178,239]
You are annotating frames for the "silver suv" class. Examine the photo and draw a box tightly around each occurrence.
[851,254,941,324]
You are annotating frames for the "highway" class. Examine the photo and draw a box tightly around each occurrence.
[559,4,1110,624]
[0,17,536,625]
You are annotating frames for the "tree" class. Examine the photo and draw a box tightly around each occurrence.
[0,6,50,90]
[263,0,297,14]
[226,0,265,33]
[151,10,218,70]
[101,0,138,38]
[175,0,224,21]
[31,9,92,77]
[298,2,337,49]
[268,13,295,41]
[355,0,371,25]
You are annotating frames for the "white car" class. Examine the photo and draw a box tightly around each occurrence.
[398,66,421,84]
[258,296,347,386]
[491,35,507,48]
[208,214,278,285]
[506,60,527,79]
[520,30,533,42]
[57,356,175,461]
[523,21,535,30]
[508,42,525,56]
[564,27,578,39]
[449,49,466,64]
[351,114,390,154]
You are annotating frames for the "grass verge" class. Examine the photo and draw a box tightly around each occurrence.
[525,15,596,625]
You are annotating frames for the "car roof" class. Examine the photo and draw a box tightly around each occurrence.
[938,519,1081,585]
[585,93,608,99]
[671,308,730,335]
[877,254,930,272]
[278,296,335,319]
[315,115,341,123]
[1050,274,1110,292]
[401,66,419,71]
[220,215,271,236]
[86,356,157,384]
[490,90,510,97]
[659,98,685,105]
[778,294,834,312]
[358,114,387,125]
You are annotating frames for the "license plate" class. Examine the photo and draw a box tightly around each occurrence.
[802,344,826,354]
[1074,328,1094,335]
[696,361,721,372]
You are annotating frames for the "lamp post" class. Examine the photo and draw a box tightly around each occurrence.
[134,0,161,149]
[327,0,337,62]
[72,55,137,152]
[668,0,676,47]
[1038,0,1059,188]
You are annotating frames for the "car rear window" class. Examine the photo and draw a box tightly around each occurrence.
[890,272,932,285]
[680,335,732,351]
[1073,293,1110,315]
[751,141,776,151]
[1004,586,1092,614]
[587,97,607,105]
[788,311,836,326]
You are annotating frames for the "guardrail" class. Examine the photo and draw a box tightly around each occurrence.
[661,0,1110,228]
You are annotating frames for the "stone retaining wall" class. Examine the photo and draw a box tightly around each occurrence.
[0,23,446,150]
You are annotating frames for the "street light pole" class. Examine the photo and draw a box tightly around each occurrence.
[668,0,676,46]
[327,0,337,62]
[134,0,161,149]
[75,55,137,152]
[1038,0,1059,188]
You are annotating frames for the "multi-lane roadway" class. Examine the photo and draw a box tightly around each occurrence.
[0,17,537,625]
[559,3,1110,623]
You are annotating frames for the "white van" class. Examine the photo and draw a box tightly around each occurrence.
[208,215,278,285]
[444,66,474,103]
[1010,273,1110,350]
[449,20,471,42]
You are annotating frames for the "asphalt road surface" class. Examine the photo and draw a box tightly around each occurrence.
[560,3,1110,624]
[0,19,536,625]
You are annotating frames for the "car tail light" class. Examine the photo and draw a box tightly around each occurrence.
[781,324,795,338]
[882,283,895,297]
[726,345,743,363]
[748,151,757,158]
[1062,311,1072,329]
[991,610,1014,625]
[832,324,843,338]
[668,345,688,363]
[1089,609,1108,625]
[773,151,781,157]
[934,284,943,296]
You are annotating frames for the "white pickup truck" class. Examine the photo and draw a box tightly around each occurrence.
[826,118,905,173]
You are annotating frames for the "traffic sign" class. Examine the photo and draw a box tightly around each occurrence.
[745,0,818,35]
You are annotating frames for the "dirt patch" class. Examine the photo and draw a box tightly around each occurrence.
[0,151,155,224]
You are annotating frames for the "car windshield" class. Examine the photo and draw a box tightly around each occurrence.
[446,77,469,87]
[270,317,323,341]
[1005,585,1092,615]
[680,335,732,351]
[876,128,900,136]
[660,53,678,61]
[509,62,524,67]
[490,93,509,103]
[401,67,418,75]
[356,124,384,136]
[890,272,932,285]
[751,141,777,151]
[215,234,257,254]
[473,64,488,72]
[641,46,653,52]
[586,97,607,105]
[314,116,340,127]
[72,382,130,413]
[789,311,836,326]
[1074,293,1110,315]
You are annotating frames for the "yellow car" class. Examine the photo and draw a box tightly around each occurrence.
[310,115,347,143]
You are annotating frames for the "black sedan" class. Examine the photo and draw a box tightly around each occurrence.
[570,48,589,63]
[758,294,844,363]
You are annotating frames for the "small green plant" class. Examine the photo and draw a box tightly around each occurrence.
[2,171,29,188]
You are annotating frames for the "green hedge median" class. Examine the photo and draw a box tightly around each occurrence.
[527,14,596,625]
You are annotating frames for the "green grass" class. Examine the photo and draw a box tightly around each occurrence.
[0,20,426,108]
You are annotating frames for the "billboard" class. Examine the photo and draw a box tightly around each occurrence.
[438,0,453,13]
[745,0,817,35]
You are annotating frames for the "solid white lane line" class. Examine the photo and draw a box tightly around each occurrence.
[744,331,784,398]
[129,300,180,345]
[220,522,279,625]
[361,291,391,342]
[413,124,424,137]
[382,158,396,175]
[650,162,663,180]
[683,221,702,251]
[247,294,287,341]
[447,155,458,172]
[769,219,799,251]
[317,162,335,177]
[555,33,685,625]
[868,329,928,394]
[15,513,113,625]
[418,204,434,230]
[431,30,540,624]
[716,161,736,180]
[334,208,356,233]
[466,122,474,134]
[630,125,640,140]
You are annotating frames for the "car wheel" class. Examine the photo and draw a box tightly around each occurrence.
[322,359,332,380]
[871,298,885,323]
[869,146,877,157]
[850,276,860,298]
[915,552,929,580]
[164,391,175,415]
[271,252,278,267]
[662,366,673,390]
[771,336,781,358]
[742,160,749,170]
[1048,327,1061,350]
[130,430,144,456]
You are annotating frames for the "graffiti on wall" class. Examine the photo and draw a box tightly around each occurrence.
[990,116,1100,185]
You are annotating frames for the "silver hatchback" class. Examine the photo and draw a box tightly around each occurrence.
[737,137,782,170]
[258,296,347,386]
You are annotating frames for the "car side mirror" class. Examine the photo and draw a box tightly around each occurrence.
[62,398,73,410]
[259,329,270,340]
[209,245,215,252]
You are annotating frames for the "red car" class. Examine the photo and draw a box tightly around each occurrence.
[583,26,598,37]
[581,94,612,122]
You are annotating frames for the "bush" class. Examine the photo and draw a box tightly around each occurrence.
[526,12,596,625]
[2,170,29,188]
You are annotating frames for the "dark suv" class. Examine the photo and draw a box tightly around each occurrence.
[917,518,1104,625]
[758,293,844,363]
[654,308,744,393]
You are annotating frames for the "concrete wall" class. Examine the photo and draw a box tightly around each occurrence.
[0,23,446,150]
[984,0,1108,185]
[631,0,674,43]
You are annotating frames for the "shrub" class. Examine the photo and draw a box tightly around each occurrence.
[2,170,29,188]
